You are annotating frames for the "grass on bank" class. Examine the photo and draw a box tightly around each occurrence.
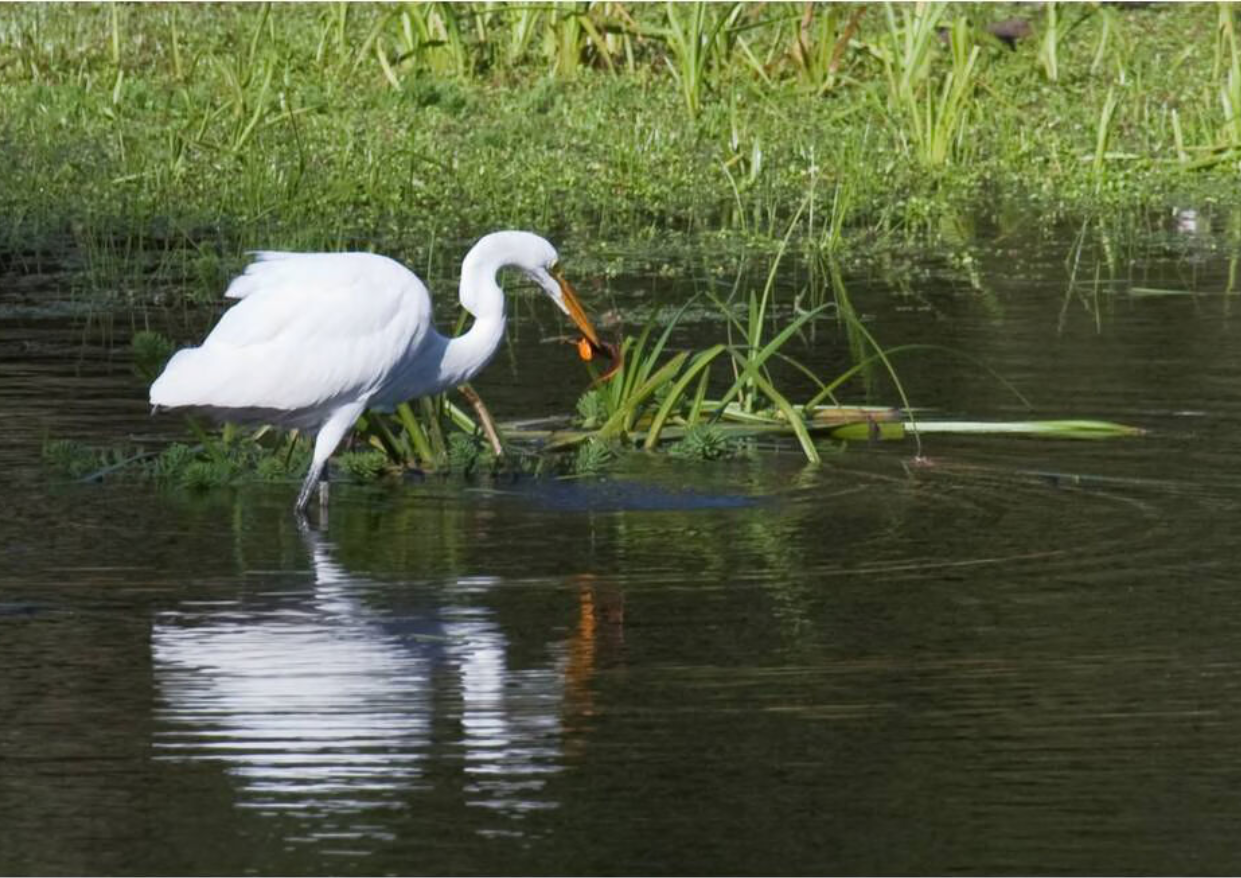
[3,2,1241,310]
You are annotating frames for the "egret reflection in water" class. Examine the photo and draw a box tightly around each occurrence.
[151,526,615,833]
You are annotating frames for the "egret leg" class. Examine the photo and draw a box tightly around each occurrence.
[294,403,365,515]
[295,457,325,514]
[460,385,503,457]
[318,462,330,528]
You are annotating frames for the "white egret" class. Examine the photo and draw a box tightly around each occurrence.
[149,230,608,514]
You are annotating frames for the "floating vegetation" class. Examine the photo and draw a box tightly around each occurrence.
[130,331,176,384]
[878,419,1145,440]
[43,434,309,490]
[335,450,392,483]
[41,197,1152,499]
[575,389,611,431]
[572,437,620,477]
[42,439,137,482]
[668,424,742,461]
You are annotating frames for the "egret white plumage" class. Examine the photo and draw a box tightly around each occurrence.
[149,230,607,514]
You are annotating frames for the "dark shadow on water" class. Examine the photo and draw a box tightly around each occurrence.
[469,474,763,513]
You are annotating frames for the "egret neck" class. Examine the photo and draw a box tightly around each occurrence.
[433,237,510,393]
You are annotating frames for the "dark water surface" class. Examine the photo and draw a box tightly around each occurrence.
[4,217,1241,875]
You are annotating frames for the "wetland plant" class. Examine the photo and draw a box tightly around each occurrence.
[879,7,983,168]
[668,424,741,461]
[49,266,1142,495]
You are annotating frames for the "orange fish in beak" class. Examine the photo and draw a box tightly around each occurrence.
[554,266,622,381]
[553,266,602,349]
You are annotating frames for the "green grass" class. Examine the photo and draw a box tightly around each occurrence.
[3,2,1241,307]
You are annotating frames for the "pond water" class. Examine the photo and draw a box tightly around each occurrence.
[4,213,1241,875]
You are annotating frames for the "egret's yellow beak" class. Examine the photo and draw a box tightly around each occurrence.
[554,267,603,351]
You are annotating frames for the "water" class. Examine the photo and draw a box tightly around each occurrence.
[4,215,1241,875]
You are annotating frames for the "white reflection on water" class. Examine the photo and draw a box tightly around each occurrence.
[152,530,586,834]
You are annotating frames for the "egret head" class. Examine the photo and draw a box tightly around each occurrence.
[483,231,602,352]
[508,245,596,352]
[468,230,612,361]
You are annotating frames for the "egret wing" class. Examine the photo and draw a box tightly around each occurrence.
[151,253,435,419]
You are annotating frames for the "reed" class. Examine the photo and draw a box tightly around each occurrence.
[789,4,867,95]
[651,2,740,117]
[880,5,981,168]
[1038,1,1061,83]
[1093,87,1120,191]
[1220,5,1241,148]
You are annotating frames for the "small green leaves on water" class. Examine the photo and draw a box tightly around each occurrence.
[669,424,740,461]
[575,389,610,429]
[131,331,175,385]
[573,438,618,476]
[337,450,390,483]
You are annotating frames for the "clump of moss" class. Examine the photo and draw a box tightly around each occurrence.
[150,442,199,482]
[179,458,241,492]
[447,432,486,475]
[573,437,620,476]
[576,389,610,429]
[668,424,740,461]
[131,331,176,384]
[42,439,115,480]
[336,450,390,483]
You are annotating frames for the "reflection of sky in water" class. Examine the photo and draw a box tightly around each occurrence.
[152,533,571,834]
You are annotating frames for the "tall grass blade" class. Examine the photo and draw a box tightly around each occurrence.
[643,343,728,449]
[1094,87,1119,189]
[1040,2,1060,83]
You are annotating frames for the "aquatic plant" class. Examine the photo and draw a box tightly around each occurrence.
[130,331,176,384]
[336,449,391,483]
[556,222,902,462]
[583,316,693,441]
[879,7,982,168]
[1038,1,1062,83]
[1093,87,1121,192]
[575,387,611,430]
[785,4,868,95]
[42,439,117,480]
[151,442,200,483]
[668,423,740,461]
[179,457,240,492]
[572,436,618,476]
[828,419,1143,442]
[649,2,741,117]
